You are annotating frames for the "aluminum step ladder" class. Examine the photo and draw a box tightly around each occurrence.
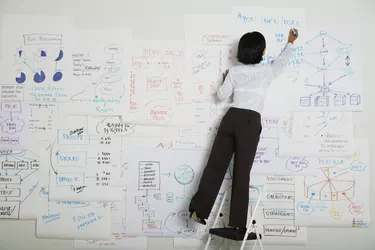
[204,185,263,250]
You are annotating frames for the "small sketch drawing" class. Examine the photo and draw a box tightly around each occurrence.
[0,117,25,134]
[174,164,195,185]
[164,210,198,236]
[303,167,355,201]
[300,30,360,108]
[70,44,126,108]
[13,44,65,84]
[0,148,40,219]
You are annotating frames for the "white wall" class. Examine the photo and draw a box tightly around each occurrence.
[0,0,374,249]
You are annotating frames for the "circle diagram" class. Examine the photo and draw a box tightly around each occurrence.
[16,72,26,84]
[304,167,355,201]
[174,164,194,185]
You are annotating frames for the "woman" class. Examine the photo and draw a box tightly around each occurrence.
[189,29,299,235]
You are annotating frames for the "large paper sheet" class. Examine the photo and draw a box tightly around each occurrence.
[279,112,354,157]
[184,14,235,123]
[126,40,195,126]
[231,7,305,116]
[0,101,58,148]
[0,147,41,219]
[48,116,123,201]
[0,15,74,102]
[231,7,305,74]
[294,138,370,228]
[241,175,307,246]
[252,138,316,176]
[125,148,212,237]
[36,156,111,239]
[59,29,132,116]
[74,195,147,249]
[290,25,362,111]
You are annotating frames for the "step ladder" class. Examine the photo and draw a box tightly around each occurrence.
[204,185,263,250]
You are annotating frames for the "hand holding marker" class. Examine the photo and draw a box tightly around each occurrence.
[288,28,299,44]
[292,28,297,36]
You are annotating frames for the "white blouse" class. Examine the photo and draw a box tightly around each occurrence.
[217,42,295,114]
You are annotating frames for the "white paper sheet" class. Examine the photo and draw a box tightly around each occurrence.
[124,40,196,126]
[74,197,147,249]
[0,101,58,149]
[0,14,74,102]
[37,146,111,239]
[294,138,370,228]
[59,29,132,115]
[241,174,307,245]
[184,14,234,123]
[48,116,123,201]
[125,148,212,237]
[231,7,305,75]
[279,112,354,157]
[37,199,111,239]
[252,138,316,176]
[0,148,41,219]
[290,25,362,111]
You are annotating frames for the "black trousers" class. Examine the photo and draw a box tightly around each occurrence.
[190,107,262,228]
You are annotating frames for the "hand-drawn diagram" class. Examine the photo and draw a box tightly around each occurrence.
[297,28,362,111]
[290,112,354,145]
[126,148,210,237]
[47,116,124,201]
[303,167,355,201]
[37,181,112,239]
[295,139,369,228]
[0,148,40,219]
[251,138,315,176]
[8,34,70,102]
[279,114,354,157]
[128,41,195,125]
[245,175,308,245]
[0,101,26,147]
[85,116,136,137]
[231,7,305,77]
[74,198,148,249]
[0,101,58,148]
[66,44,127,115]
[13,45,65,84]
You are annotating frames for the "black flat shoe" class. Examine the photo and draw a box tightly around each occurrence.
[189,210,206,225]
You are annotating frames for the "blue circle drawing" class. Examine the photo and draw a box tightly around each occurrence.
[34,70,46,83]
[297,202,315,215]
[40,50,47,57]
[55,50,64,61]
[53,71,63,82]
[16,72,26,84]
[174,164,195,185]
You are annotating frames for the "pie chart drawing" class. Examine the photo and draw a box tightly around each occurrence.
[304,167,355,201]
[53,71,63,82]
[55,49,64,61]
[34,50,47,62]
[14,49,27,64]
[16,72,26,84]
[174,164,195,185]
[34,70,46,83]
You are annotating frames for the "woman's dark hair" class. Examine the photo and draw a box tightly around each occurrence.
[237,31,266,65]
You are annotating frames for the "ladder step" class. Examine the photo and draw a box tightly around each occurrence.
[209,228,262,241]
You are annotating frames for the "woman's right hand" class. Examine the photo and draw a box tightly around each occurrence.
[288,28,299,44]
